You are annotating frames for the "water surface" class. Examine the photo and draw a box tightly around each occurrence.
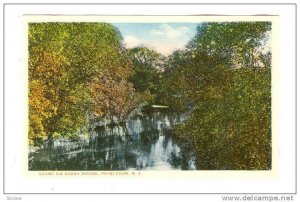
[29,112,196,170]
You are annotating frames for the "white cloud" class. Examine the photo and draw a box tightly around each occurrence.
[123,35,141,49]
[177,26,190,33]
[123,24,193,56]
[144,41,185,56]
[123,36,188,56]
[151,24,191,39]
[150,29,164,36]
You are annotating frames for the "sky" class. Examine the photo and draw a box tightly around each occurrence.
[113,23,200,56]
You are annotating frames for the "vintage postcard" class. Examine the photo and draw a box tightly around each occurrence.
[3,3,297,196]
[25,15,278,175]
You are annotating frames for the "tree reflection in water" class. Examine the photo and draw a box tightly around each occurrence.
[29,112,196,171]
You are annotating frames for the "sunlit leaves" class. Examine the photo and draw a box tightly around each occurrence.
[188,22,272,69]
[163,22,272,170]
[28,23,126,145]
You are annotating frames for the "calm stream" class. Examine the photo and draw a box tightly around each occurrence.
[29,112,196,170]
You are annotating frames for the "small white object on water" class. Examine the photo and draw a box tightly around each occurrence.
[151,105,169,108]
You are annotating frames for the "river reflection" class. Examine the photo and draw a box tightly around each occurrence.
[29,112,196,170]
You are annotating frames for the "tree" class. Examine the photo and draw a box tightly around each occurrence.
[89,50,150,124]
[127,47,165,96]
[28,23,126,145]
[187,22,271,68]
[163,22,272,169]
[90,72,148,124]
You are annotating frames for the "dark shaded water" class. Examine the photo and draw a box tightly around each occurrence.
[29,112,196,170]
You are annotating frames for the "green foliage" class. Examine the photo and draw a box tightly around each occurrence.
[188,22,271,68]
[174,68,271,169]
[163,22,272,169]
[28,23,127,145]
[29,21,272,170]
[127,47,165,102]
